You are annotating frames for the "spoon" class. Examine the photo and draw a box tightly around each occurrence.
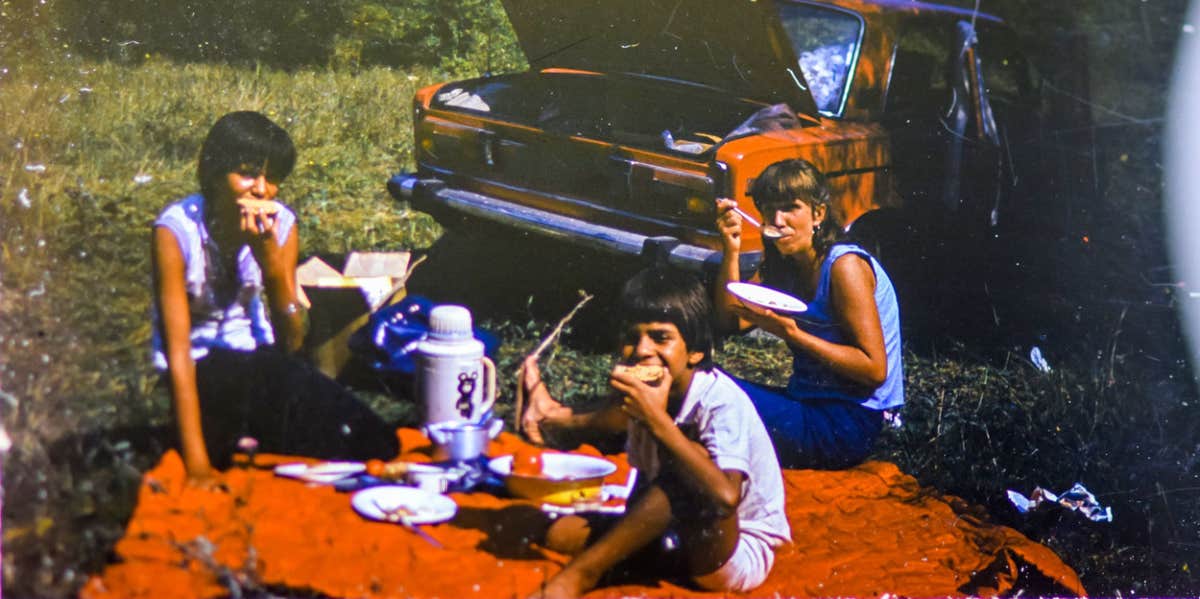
[729,206,784,239]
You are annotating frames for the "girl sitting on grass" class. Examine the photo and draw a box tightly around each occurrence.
[151,111,396,487]
[714,158,904,469]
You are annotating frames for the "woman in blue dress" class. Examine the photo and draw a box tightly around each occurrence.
[714,159,903,469]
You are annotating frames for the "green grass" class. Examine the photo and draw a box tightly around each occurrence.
[0,56,448,595]
[0,59,447,455]
[0,55,1197,597]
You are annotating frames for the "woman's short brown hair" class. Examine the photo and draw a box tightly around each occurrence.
[749,158,841,256]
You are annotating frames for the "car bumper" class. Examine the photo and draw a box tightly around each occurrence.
[388,173,761,276]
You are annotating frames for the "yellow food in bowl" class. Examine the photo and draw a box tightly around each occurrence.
[489,453,617,505]
[503,474,605,505]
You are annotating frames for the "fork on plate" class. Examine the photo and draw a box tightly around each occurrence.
[371,500,444,548]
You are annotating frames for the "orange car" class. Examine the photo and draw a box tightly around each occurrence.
[390,0,1046,277]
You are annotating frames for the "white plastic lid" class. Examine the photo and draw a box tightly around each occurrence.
[428,305,473,340]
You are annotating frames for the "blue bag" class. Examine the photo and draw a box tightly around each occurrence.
[349,295,500,375]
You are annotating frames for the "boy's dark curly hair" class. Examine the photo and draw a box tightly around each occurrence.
[618,266,715,371]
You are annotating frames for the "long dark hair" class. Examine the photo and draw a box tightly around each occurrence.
[749,159,845,288]
[197,111,296,203]
[196,111,295,308]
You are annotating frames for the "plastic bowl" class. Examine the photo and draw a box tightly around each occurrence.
[488,453,617,505]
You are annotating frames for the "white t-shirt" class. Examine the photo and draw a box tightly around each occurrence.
[150,193,295,370]
[626,368,792,547]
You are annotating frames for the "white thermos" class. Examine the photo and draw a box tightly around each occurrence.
[414,305,496,426]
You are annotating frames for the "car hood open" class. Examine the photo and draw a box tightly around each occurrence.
[499,0,821,118]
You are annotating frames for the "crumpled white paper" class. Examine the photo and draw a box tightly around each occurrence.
[1007,482,1113,522]
[1029,346,1053,373]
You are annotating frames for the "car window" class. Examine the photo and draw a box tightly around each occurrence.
[774,1,864,117]
[888,23,1038,113]
[976,26,1038,103]
[887,28,951,114]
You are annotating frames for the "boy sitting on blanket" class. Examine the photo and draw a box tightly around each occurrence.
[520,266,791,597]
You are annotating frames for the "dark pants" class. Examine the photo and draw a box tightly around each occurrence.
[191,347,398,468]
[732,377,884,470]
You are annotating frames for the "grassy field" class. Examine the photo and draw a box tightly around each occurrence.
[1,53,1198,598]
[0,57,448,595]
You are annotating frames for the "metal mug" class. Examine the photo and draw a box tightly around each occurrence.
[405,464,451,494]
[423,418,504,462]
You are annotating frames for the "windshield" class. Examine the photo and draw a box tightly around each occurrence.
[775,2,864,117]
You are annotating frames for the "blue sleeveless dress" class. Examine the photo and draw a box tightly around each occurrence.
[734,244,904,469]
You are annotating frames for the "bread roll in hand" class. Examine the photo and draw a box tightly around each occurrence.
[236,198,281,214]
[612,364,665,384]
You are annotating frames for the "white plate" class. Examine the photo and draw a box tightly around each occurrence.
[274,461,366,484]
[488,452,617,480]
[351,485,458,525]
[725,282,808,314]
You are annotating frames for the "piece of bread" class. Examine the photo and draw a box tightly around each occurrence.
[612,364,665,383]
[236,198,281,213]
[365,459,412,480]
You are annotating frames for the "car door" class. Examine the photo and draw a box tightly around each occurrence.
[885,19,1013,221]
[880,18,1044,335]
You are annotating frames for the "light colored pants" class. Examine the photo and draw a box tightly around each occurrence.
[692,532,776,593]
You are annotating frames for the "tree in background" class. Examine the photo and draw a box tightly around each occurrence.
[0,0,525,75]
[339,0,524,73]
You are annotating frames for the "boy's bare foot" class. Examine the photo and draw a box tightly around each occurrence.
[544,514,592,556]
[520,358,572,445]
[523,398,571,446]
[529,568,595,599]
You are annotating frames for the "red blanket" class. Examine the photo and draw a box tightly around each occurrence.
[82,430,1084,598]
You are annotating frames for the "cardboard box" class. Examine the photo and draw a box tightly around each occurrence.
[297,252,411,380]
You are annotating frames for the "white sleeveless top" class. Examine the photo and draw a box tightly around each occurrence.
[150,193,296,370]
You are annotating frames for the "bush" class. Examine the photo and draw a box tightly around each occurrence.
[0,0,526,75]
[337,0,524,75]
